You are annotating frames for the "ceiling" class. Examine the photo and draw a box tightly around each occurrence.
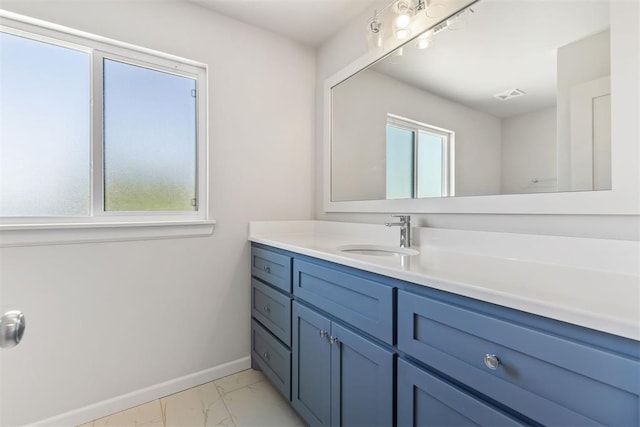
[370,0,610,118]
[190,0,381,46]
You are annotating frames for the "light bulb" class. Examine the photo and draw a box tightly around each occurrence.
[395,13,411,29]
[394,1,413,29]
[416,38,430,49]
[395,28,411,40]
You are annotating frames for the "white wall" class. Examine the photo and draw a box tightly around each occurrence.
[316,2,639,241]
[556,30,610,192]
[332,69,501,201]
[501,107,557,194]
[0,1,314,425]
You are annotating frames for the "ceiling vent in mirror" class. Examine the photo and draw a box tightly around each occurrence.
[494,88,526,101]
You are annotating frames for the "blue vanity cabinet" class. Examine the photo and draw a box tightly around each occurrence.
[397,358,525,426]
[250,246,293,400]
[250,243,640,426]
[292,301,394,427]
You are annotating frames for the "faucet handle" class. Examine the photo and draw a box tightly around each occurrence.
[392,214,410,222]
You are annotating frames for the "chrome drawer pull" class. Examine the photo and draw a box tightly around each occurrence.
[484,354,500,370]
[263,265,271,273]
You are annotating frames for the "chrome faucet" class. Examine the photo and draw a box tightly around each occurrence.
[385,215,411,248]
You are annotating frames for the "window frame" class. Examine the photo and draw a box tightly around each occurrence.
[0,12,213,246]
[386,114,455,198]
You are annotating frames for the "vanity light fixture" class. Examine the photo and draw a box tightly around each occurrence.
[393,0,414,40]
[366,1,475,48]
[394,1,413,29]
[367,11,384,49]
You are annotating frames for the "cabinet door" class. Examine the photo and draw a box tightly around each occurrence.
[398,359,524,427]
[292,302,332,427]
[330,323,394,427]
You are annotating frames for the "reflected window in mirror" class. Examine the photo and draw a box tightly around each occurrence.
[386,114,453,199]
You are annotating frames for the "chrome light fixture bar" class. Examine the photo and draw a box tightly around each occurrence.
[367,0,474,51]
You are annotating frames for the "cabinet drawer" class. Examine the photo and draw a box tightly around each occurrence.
[398,358,524,426]
[293,259,394,344]
[398,290,640,426]
[251,278,292,346]
[251,246,292,293]
[251,319,291,400]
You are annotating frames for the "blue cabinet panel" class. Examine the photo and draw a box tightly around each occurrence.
[398,358,524,427]
[398,290,639,426]
[330,322,394,427]
[293,259,394,344]
[251,278,292,346]
[292,302,332,426]
[252,246,292,293]
[251,319,291,400]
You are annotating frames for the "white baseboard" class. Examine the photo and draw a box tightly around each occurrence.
[27,356,251,427]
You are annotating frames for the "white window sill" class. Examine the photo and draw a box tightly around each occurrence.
[0,220,216,247]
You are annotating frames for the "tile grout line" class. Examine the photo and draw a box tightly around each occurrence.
[214,380,238,427]
[158,398,167,427]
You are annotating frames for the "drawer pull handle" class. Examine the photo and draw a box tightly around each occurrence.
[329,336,339,345]
[484,354,500,370]
[263,265,271,273]
[319,330,328,339]
[264,305,271,314]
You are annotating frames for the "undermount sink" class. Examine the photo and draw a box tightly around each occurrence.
[337,244,419,257]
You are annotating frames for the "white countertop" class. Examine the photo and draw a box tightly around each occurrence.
[249,221,640,341]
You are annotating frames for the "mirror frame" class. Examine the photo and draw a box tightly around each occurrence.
[323,0,639,215]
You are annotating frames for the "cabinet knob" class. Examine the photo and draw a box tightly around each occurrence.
[484,354,500,370]
[329,336,339,345]
[319,330,328,339]
[263,351,270,360]
[264,305,271,314]
[0,310,26,349]
[263,265,271,273]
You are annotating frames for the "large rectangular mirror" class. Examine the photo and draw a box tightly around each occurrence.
[332,0,610,202]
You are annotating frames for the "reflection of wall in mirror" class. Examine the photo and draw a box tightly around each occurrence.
[501,107,557,194]
[556,30,611,192]
[332,69,501,202]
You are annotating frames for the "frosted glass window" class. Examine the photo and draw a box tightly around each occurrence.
[103,59,197,211]
[386,125,414,199]
[0,32,90,216]
[417,132,444,198]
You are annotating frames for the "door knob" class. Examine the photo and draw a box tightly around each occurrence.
[0,310,26,349]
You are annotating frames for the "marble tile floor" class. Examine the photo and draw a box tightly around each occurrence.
[78,369,305,427]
